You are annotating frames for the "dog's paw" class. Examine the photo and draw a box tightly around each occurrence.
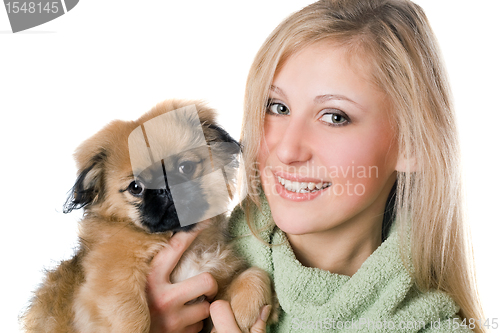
[225,267,279,332]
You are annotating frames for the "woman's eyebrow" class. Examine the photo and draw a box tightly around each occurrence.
[270,85,287,99]
[314,94,365,111]
[315,94,356,105]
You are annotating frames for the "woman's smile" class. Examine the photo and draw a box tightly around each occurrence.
[272,171,332,201]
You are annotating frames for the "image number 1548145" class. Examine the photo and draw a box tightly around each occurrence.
[5,2,60,14]
[3,0,79,33]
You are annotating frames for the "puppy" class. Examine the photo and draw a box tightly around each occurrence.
[22,100,277,333]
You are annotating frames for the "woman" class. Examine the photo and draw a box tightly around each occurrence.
[148,0,484,332]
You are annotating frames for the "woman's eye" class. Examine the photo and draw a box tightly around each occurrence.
[267,102,290,115]
[320,112,349,126]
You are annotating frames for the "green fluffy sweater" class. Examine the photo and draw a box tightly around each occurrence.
[228,198,471,332]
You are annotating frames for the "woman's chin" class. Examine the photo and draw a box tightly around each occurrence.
[272,213,315,236]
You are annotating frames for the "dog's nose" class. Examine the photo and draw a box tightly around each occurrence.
[149,187,176,209]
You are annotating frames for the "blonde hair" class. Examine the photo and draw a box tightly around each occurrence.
[241,0,484,329]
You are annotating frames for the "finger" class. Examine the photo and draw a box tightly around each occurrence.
[152,301,209,332]
[152,272,218,310]
[210,300,241,333]
[178,300,211,325]
[250,305,272,333]
[165,301,210,332]
[180,301,210,323]
[175,272,218,304]
[149,228,203,286]
[184,321,204,333]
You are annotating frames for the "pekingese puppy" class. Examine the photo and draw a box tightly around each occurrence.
[22,100,277,333]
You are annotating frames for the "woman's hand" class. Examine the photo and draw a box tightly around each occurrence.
[147,228,218,333]
[210,300,272,333]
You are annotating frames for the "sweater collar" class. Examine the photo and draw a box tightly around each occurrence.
[271,226,411,316]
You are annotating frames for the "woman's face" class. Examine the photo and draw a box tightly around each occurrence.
[257,41,399,236]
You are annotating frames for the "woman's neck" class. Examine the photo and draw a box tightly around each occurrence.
[286,217,383,277]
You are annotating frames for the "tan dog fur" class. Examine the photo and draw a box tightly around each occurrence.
[22,100,278,333]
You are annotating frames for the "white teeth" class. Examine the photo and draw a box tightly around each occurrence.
[277,176,331,193]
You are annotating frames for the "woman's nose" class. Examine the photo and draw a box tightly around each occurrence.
[275,117,312,165]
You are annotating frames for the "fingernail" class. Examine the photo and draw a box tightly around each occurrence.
[260,305,272,322]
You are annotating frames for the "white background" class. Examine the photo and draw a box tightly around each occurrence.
[1,1,499,332]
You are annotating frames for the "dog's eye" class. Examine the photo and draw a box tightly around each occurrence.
[178,161,196,177]
[127,181,144,196]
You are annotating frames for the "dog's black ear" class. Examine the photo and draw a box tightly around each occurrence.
[63,151,107,213]
[206,123,242,154]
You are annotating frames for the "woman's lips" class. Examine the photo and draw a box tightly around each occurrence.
[273,171,328,183]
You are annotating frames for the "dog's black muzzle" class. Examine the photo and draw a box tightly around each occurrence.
[138,163,203,233]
